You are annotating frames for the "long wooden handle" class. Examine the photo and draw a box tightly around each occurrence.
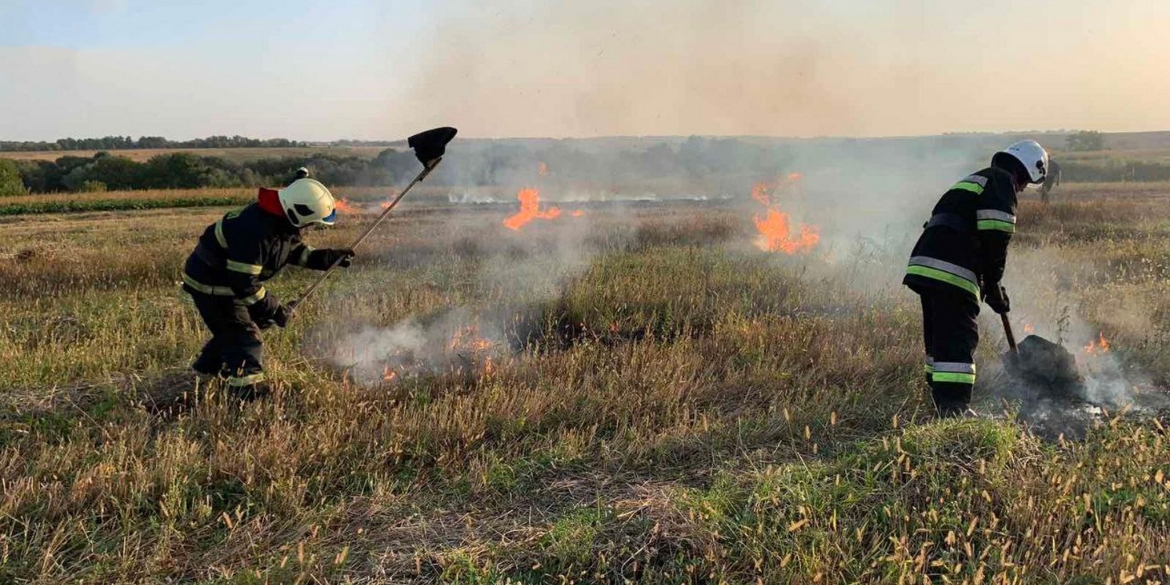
[289,158,441,311]
[1000,313,1018,353]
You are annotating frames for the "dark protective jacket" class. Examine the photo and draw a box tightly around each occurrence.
[182,188,336,322]
[903,167,1018,299]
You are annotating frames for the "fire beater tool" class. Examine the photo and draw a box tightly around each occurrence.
[288,127,458,312]
[1000,314,1084,401]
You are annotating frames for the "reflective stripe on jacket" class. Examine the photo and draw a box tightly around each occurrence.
[903,166,1018,298]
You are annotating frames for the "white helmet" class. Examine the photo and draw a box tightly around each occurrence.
[996,140,1049,184]
[278,178,337,227]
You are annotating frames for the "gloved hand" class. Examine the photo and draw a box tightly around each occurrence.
[325,248,356,268]
[271,303,294,327]
[248,293,281,329]
[259,304,294,329]
[983,283,1010,314]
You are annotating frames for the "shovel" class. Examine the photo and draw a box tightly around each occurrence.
[289,127,458,312]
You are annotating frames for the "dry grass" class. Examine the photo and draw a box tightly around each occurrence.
[0,185,1168,583]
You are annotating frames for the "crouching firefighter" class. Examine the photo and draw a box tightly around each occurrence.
[182,178,355,398]
[903,140,1049,417]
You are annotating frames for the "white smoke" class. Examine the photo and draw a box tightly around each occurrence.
[328,307,507,387]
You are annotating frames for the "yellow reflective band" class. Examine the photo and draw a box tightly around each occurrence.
[182,273,234,296]
[977,219,1016,233]
[226,260,264,275]
[238,287,267,306]
[227,372,266,387]
[214,218,228,248]
[932,372,977,385]
[952,181,985,195]
[906,265,980,297]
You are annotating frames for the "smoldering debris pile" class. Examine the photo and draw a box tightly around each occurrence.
[987,332,1170,439]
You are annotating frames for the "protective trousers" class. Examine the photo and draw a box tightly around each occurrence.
[919,290,980,415]
[189,292,266,392]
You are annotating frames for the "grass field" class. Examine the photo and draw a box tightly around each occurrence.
[1,184,1168,583]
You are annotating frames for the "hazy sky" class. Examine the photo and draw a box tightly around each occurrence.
[1,0,1167,140]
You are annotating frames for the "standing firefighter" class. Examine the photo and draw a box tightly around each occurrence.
[182,178,355,397]
[904,140,1049,417]
[1039,159,1061,203]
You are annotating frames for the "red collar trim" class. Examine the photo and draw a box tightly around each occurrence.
[258,188,285,217]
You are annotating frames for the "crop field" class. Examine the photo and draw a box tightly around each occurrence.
[1,184,1169,583]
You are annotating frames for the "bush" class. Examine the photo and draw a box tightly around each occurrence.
[0,159,28,197]
[79,181,108,193]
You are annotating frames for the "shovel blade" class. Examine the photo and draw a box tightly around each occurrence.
[1004,334,1085,401]
[408,127,458,166]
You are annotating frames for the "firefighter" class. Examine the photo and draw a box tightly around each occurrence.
[181,178,355,398]
[903,140,1049,417]
[1039,159,1061,203]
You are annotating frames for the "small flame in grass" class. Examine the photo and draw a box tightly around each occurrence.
[1084,333,1111,355]
[335,198,359,213]
[449,323,495,353]
[1024,324,1035,335]
[571,210,586,218]
[375,318,499,385]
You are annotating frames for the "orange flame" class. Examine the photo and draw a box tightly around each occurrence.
[1023,324,1035,334]
[1084,333,1111,355]
[503,188,562,231]
[751,173,803,207]
[382,366,398,382]
[449,323,494,352]
[335,198,359,214]
[753,210,820,254]
[749,177,819,255]
[571,210,586,218]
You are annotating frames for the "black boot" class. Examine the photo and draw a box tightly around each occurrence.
[192,355,224,377]
[932,383,976,419]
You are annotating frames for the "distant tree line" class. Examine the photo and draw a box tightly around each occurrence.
[5,134,1169,197]
[4,149,421,194]
[1060,161,1170,183]
[0,135,302,153]
[2,137,803,195]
